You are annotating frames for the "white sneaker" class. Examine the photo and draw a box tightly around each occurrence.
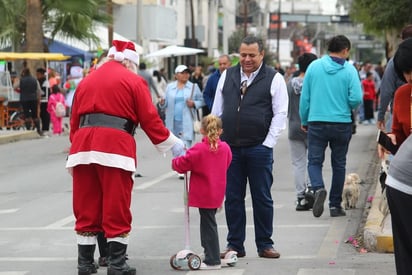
[199,263,221,270]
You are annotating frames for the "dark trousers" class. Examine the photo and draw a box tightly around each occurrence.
[386,186,412,275]
[307,122,352,208]
[97,231,108,258]
[199,208,220,265]
[40,101,50,131]
[225,145,274,253]
[363,99,374,120]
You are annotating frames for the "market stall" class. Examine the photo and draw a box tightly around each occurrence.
[0,52,70,129]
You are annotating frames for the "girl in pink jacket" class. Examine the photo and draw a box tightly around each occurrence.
[172,114,232,270]
[47,84,66,135]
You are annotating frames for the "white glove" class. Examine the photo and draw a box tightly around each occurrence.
[171,139,185,157]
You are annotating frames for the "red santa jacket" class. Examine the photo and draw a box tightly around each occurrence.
[66,61,178,172]
[172,137,232,209]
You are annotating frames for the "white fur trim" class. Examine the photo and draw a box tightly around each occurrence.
[77,235,97,245]
[108,46,139,65]
[108,46,117,57]
[107,236,129,245]
[66,151,136,172]
[123,49,139,65]
[114,52,125,62]
[155,132,181,153]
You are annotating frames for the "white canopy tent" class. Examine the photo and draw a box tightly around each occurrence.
[145,45,204,58]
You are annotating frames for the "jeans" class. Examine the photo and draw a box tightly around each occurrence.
[307,122,352,208]
[225,144,274,253]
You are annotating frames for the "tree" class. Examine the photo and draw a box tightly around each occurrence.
[26,0,44,71]
[350,0,412,59]
[0,1,25,51]
[0,0,111,72]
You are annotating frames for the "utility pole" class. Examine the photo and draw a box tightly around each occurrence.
[276,0,281,62]
[243,0,248,37]
[136,0,143,46]
[190,0,196,48]
[107,0,113,47]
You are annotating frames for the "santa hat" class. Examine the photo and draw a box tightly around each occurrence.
[108,40,140,65]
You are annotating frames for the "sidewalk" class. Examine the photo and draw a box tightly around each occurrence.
[0,129,40,145]
[363,176,394,252]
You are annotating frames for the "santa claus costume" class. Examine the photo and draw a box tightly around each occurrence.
[66,40,184,275]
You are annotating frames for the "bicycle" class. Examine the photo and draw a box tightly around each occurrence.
[7,106,26,130]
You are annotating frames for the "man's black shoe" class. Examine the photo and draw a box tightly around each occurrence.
[330,207,346,217]
[312,188,327,218]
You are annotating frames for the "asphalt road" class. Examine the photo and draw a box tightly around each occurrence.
[0,123,396,275]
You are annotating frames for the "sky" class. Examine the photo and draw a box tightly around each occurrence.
[320,0,338,14]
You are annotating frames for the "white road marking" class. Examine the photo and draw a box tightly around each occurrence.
[0,255,317,263]
[0,209,18,214]
[297,268,355,275]
[134,171,176,190]
[0,223,329,231]
[188,269,244,275]
[0,272,29,275]
[44,214,75,229]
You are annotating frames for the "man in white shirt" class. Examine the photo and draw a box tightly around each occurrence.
[212,35,288,259]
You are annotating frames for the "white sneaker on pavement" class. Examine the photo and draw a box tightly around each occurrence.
[199,263,221,270]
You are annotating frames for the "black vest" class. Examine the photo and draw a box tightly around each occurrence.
[221,64,276,147]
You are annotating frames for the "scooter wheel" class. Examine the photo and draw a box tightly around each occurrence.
[170,254,182,270]
[188,254,201,270]
[226,253,238,267]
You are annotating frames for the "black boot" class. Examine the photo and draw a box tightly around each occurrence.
[97,232,108,267]
[107,242,136,275]
[78,244,98,275]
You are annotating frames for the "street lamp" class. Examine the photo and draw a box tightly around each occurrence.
[276,0,281,62]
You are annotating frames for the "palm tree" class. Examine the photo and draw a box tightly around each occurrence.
[0,0,111,72]
[26,0,44,70]
[0,0,25,51]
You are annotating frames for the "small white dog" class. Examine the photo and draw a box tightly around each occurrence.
[342,173,362,210]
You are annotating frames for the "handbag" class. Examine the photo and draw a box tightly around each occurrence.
[189,83,201,134]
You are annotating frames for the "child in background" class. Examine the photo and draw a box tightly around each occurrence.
[361,71,376,124]
[172,114,232,270]
[47,84,66,135]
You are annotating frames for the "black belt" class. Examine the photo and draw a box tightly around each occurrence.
[79,113,136,135]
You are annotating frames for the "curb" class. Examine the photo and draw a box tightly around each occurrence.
[363,182,394,253]
[0,131,40,145]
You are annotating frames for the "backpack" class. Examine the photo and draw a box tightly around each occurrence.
[55,100,66,117]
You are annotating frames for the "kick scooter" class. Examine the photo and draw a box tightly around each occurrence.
[169,173,238,270]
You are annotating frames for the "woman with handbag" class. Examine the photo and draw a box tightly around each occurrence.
[158,65,205,150]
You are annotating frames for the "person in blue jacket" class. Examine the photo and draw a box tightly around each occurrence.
[203,55,231,112]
